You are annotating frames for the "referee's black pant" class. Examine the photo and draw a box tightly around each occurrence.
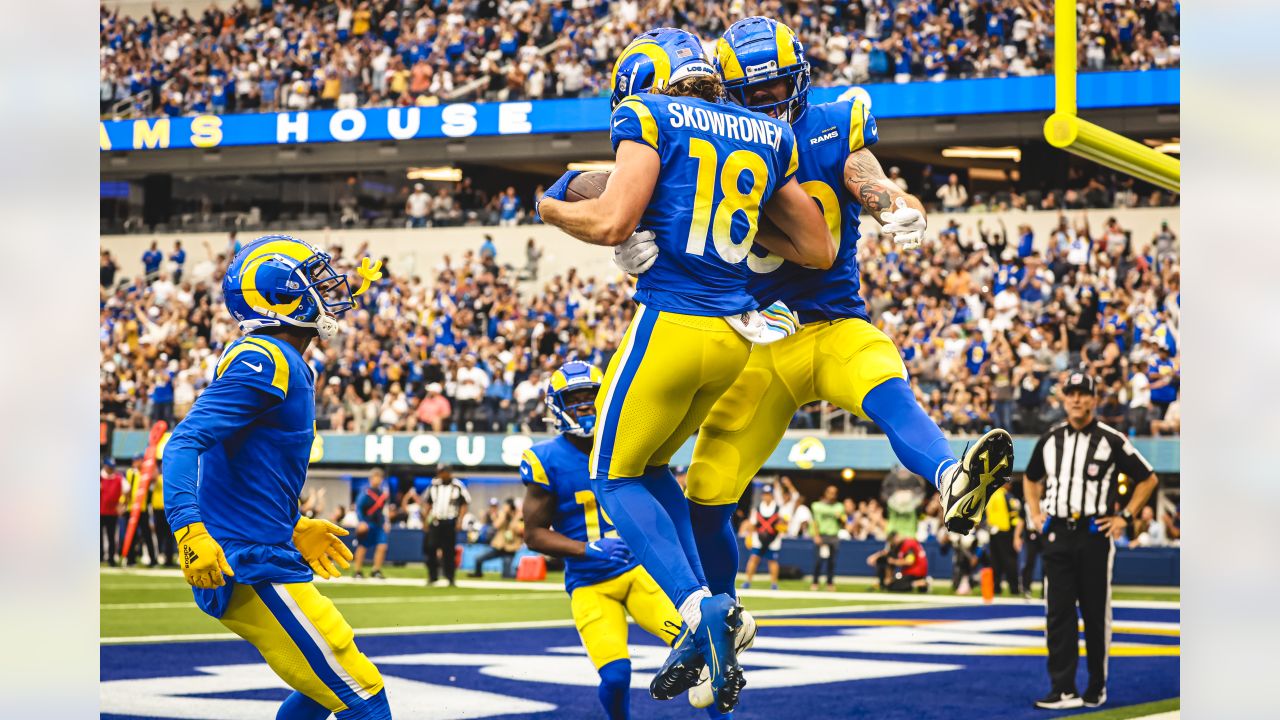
[1043,518,1114,695]
[423,521,458,583]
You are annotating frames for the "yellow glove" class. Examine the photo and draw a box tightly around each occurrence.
[293,516,354,579]
[174,522,234,589]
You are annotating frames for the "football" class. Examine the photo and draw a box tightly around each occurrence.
[565,170,611,201]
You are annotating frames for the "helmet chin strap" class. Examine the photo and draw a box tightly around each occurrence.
[248,306,341,340]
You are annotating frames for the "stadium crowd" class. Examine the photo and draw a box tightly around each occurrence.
[100,0,1181,117]
[99,208,1180,447]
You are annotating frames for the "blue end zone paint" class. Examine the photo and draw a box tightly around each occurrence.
[103,604,1178,720]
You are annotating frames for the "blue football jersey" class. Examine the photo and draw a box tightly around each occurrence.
[163,333,317,612]
[610,93,800,316]
[519,435,638,594]
[746,98,879,323]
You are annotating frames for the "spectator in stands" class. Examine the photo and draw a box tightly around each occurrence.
[141,242,162,282]
[101,250,119,289]
[415,382,452,432]
[169,240,185,282]
[936,173,970,212]
[406,183,431,228]
[498,187,521,226]
[100,458,124,566]
[431,188,461,227]
[453,354,490,431]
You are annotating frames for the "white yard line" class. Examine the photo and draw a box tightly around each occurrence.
[103,592,564,611]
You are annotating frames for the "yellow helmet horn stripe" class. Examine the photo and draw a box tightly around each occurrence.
[240,252,303,317]
[611,38,673,93]
[716,37,746,80]
[550,369,569,391]
[775,23,799,67]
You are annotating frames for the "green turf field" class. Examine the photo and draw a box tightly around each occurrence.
[100,566,1178,640]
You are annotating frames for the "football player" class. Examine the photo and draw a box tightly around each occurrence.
[162,235,391,720]
[617,18,1015,610]
[536,28,835,713]
[520,361,730,720]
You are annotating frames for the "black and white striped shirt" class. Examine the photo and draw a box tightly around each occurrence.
[1024,420,1154,518]
[426,480,471,523]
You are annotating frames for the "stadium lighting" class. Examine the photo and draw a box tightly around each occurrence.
[567,161,616,172]
[941,146,1022,162]
[406,166,463,182]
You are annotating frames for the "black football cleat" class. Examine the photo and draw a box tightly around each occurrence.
[1034,691,1084,709]
[940,429,1014,533]
[651,622,704,701]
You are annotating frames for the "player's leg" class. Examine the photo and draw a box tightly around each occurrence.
[687,336,809,598]
[372,542,387,577]
[814,319,1013,533]
[592,308,749,612]
[570,579,633,720]
[278,691,330,720]
[812,319,956,484]
[591,309,751,707]
[219,582,389,719]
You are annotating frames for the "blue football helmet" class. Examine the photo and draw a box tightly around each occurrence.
[222,235,355,339]
[544,361,604,437]
[610,28,717,109]
[715,17,811,123]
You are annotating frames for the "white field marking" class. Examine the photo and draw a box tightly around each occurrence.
[1133,712,1179,720]
[101,567,1180,600]
[102,592,566,611]
[101,568,565,592]
[101,599,937,645]
[736,586,1180,610]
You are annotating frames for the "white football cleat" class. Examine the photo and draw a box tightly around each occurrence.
[939,428,1014,534]
[688,607,756,708]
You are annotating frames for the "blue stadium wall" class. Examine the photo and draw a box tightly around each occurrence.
[101,70,1179,152]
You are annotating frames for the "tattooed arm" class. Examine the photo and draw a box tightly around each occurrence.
[845,148,928,249]
[843,147,927,218]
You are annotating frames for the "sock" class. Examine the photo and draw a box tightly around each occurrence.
[596,659,632,720]
[643,465,709,588]
[595,474,704,608]
[277,691,330,720]
[335,688,391,720]
[689,502,739,598]
[679,588,712,633]
[862,377,958,488]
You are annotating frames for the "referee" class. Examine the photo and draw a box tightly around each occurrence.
[1023,372,1158,710]
[415,465,471,587]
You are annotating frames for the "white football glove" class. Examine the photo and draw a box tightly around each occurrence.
[724,300,800,346]
[879,197,926,250]
[613,230,658,275]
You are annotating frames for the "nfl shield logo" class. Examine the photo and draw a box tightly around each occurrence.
[1088,462,1100,476]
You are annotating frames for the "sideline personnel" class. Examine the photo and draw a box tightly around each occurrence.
[1023,372,1158,710]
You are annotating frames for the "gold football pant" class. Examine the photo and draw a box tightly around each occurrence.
[687,317,907,506]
